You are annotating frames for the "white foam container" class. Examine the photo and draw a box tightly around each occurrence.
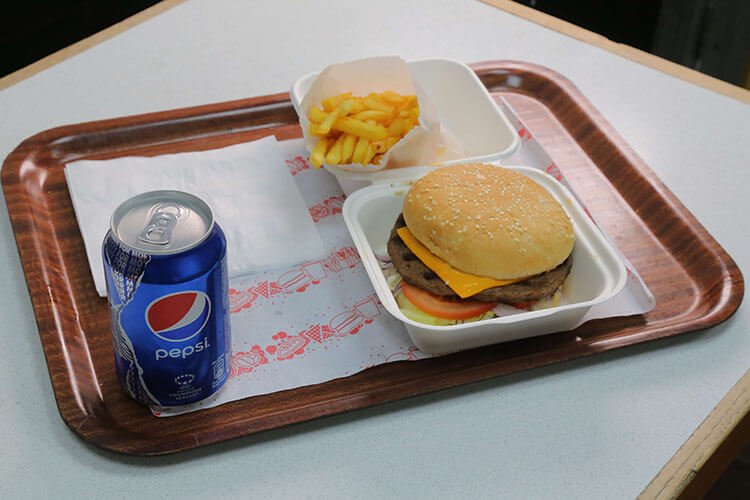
[290,58,520,195]
[342,166,627,354]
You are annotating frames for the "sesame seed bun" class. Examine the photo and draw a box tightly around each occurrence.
[402,163,575,280]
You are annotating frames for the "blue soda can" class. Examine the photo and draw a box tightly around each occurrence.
[103,190,231,407]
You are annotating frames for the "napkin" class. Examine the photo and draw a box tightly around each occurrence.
[65,136,326,297]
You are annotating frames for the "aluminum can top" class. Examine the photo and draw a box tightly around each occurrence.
[110,190,214,255]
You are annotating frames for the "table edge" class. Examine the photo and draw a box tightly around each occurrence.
[638,368,750,499]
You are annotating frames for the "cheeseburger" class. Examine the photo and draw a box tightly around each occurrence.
[386,163,575,325]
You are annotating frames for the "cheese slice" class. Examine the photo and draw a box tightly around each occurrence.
[396,227,525,299]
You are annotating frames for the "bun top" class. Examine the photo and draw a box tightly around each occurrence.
[402,163,574,279]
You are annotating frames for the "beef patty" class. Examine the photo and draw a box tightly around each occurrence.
[387,214,572,303]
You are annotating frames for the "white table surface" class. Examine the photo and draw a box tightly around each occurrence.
[1,1,748,498]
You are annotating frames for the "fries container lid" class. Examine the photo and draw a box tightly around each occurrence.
[292,58,521,195]
[342,165,627,354]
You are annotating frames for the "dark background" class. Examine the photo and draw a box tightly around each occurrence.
[2,0,749,88]
[1,0,748,496]
[2,0,161,77]
[516,0,750,87]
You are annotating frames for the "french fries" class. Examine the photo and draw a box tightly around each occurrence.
[307,91,419,167]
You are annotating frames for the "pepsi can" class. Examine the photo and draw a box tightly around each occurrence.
[103,190,231,407]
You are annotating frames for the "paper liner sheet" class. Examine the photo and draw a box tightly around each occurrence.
[155,115,654,416]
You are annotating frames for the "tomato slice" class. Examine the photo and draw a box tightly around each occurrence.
[510,299,539,310]
[401,281,497,320]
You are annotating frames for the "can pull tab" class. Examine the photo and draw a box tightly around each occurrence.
[138,203,186,245]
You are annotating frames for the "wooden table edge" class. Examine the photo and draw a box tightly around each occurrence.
[638,369,750,499]
[1,0,748,492]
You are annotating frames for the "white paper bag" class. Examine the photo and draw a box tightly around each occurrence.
[299,56,465,172]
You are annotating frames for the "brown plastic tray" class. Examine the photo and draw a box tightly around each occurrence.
[2,61,743,456]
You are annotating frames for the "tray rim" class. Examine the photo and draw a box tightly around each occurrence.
[2,60,744,456]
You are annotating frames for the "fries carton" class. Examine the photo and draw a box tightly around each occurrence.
[298,57,465,172]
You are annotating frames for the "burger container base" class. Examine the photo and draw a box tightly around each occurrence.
[342,166,628,354]
[290,58,520,196]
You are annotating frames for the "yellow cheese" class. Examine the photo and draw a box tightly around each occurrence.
[396,227,525,299]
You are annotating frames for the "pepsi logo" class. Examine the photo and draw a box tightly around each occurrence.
[146,291,211,342]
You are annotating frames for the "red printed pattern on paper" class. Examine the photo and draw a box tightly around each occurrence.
[228,246,361,313]
[230,294,385,375]
[230,345,268,378]
[263,294,384,361]
[545,163,563,182]
[266,332,309,360]
[518,126,532,142]
[285,156,311,176]
[309,195,345,222]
